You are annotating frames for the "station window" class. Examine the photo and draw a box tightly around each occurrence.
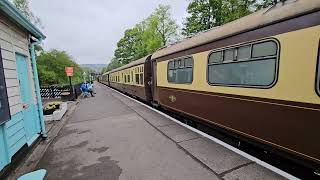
[0,49,10,124]
[208,40,278,87]
[168,57,193,84]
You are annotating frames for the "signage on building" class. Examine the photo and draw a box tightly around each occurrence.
[65,67,74,76]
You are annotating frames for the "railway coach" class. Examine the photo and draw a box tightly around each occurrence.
[102,0,320,172]
[101,55,153,102]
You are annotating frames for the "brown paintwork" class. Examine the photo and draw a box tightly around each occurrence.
[152,11,320,63]
[157,87,320,165]
[110,82,147,102]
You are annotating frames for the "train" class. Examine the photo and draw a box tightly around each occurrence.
[100,0,320,172]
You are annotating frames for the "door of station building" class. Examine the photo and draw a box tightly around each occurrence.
[16,54,38,142]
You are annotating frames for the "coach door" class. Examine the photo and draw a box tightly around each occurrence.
[144,56,153,102]
[151,59,159,104]
[16,54,39,143]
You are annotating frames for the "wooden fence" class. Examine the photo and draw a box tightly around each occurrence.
[40,83,82,100]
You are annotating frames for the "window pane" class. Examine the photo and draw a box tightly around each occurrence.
[252,41,277,58]
[174,60,179,68]
[168,70,176,82]
[140,74,143,85]
[185,58,193,67]
[209,51,222,64]
[174,68,193,83]
[135,74,139,84]
[168,62,174,69]
[208,59,276,86]
[224,49,235,61]
[317,55,320,95]
[179,59,185,68]
[237,45,251,60]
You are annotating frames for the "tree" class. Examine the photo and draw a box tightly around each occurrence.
[37,50,84,85]
[182,0,225,36]
[112,4,178,69]
[13,0,43,28]
[182,0,275,36]
[255,0,275,10]
[150,5,179,46]
[114,27,145,65]
[103,58,122,73]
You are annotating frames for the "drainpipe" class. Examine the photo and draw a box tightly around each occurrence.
[30,38,47,138]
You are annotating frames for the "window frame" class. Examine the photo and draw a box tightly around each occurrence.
[207,38,280,89]
[167,56,194,84]
[316,39,320,97]
[0,44,11,125]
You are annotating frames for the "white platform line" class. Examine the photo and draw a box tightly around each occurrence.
[105,85,299,180]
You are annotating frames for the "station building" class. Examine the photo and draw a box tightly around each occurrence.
[0,0,46,173]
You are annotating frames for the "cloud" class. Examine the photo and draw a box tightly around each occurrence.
[29,0,189,64]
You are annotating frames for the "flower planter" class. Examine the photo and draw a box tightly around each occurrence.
[43,108,55,115]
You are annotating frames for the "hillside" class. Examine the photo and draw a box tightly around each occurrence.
[80,64,106,73]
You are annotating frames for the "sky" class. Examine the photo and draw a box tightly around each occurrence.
[28,0,189,65]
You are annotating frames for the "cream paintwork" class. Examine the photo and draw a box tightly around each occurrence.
[109,64,144,87]
[157,26,320,105]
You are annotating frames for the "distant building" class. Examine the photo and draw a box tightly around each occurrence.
[0,0,46,173]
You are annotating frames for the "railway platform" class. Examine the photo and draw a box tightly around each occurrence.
[34,83,288,180]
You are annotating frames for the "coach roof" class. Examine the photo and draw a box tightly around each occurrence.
[152,0,320,60]
[108,55,149,74]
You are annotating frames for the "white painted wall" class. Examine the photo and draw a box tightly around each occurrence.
[0,13,37,116]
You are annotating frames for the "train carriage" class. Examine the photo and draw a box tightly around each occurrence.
[151,0,320,169]
[104,55,153,102]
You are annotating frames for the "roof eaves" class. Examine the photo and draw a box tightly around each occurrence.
[0,0,46,39]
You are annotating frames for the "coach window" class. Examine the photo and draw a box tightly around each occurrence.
[208,51,222,64]
[0,52,10,124]
[135,73,139,85]
[168,57,193,84]
[139,73,143,85]
[208,40,278,87]
[131,71,134,83]
[317,41,320,96]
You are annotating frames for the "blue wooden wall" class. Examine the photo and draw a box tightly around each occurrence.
[0,104,40,171]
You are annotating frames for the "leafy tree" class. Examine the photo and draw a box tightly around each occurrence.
[37,50,84,85]
[13,0,43,28]
[114,27,145,65]
[182,0,276,36]
[102,58,122,73]
[150,5,179,46]
[112,4,178,69]
[255,0,275,10]
[182,0,225,36]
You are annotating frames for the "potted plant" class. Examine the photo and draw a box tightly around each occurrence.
[43,101,62,115]
[43,105,56,115]
[48,101,61,109]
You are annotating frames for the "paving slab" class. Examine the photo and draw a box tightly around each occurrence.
[179,137,252,174]
[122,102,177,128]
[158,124,200,143]
[223,163,286,180]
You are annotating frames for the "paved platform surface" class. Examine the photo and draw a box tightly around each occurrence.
[36,83,286,180]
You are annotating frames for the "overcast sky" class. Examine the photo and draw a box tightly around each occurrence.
[28,0,189,65]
